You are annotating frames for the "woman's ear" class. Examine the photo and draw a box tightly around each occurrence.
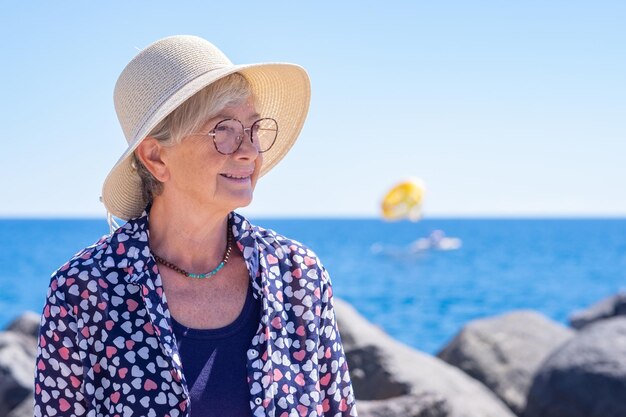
[135,137,170,182]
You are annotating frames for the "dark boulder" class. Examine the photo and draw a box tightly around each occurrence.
[7,398,34,417]
[6,311,41,339]
[0,331,36,417]
[569,292,626,330]
[356,392,451,417]
[437,310,574,415]
[525,317,626,417]
[0,312,39,417]
[334,298,516,417]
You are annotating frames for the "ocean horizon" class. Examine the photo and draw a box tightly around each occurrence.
[2,216,625,354]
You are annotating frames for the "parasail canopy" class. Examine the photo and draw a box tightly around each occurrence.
[381,178,425,221]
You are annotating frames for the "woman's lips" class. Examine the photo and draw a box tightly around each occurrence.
[220,173,252,183]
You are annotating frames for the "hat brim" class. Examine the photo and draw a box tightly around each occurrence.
[101,62,310,221]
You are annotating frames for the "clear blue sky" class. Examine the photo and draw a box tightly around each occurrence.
[1,2,624,218]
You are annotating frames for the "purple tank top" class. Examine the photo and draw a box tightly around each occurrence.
[172,281,261,417]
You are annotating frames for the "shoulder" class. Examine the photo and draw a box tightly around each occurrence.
[47,221,142,304]
[249,221,330,284]
[52,233,111,276]
[44,233,110,305]
[252,222,318,259]
[254,224,314,256]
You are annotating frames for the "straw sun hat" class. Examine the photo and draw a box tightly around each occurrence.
[101,35,311,221]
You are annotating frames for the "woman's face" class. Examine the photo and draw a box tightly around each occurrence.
[161,97,263,213]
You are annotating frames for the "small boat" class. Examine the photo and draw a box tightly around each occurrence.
[370,230,461,257]
[409,230,462,252]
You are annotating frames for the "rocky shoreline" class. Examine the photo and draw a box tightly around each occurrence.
[2,293,625,416]
[337,292,626,417]
[0,311,40,417]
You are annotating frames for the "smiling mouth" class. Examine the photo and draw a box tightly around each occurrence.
[220,173,252,180]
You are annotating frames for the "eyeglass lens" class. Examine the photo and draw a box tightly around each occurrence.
[213,118,278,154]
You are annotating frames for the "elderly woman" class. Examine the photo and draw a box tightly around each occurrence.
[35,35,357,417]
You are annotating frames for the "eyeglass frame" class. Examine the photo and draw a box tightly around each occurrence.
[198,117,279,155]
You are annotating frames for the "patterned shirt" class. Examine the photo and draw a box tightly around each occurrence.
[34,209,358,417]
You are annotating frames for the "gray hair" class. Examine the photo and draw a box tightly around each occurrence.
[132,73,252,203]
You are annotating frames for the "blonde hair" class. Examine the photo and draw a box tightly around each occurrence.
[133,73,252,202]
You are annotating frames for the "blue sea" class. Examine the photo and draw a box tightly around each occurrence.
[1,217,625,354]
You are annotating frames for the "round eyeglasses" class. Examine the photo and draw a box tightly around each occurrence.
[204,118,278,155]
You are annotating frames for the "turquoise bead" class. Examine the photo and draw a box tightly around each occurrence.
[185,260,227,279]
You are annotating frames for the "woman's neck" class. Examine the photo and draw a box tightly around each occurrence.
[147,198,231,273]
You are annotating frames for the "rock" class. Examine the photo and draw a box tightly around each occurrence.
[0,331,37,361]
[525,317,626,417]
[0,332,36,417]
[7,398,33,417]
[334,298,516,417]
[569,292,626,329]
[5,312,41,339]
[437,310,574,415]
[356,392,451,417]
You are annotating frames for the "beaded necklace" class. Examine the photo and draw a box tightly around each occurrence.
[153,222,233,279]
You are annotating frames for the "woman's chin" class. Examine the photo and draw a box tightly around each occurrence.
[221,192,254,211]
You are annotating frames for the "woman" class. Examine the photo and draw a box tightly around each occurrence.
[35,35,357,417]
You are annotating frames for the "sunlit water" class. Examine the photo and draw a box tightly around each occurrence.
[2,217,625,354]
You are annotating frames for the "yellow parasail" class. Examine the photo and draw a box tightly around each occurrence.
[381,178,425,221]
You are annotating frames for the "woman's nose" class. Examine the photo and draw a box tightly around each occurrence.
[235,130,260,158]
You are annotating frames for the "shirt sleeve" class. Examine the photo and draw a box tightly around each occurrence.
[317,265,358,416]
[34,272,87,417]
